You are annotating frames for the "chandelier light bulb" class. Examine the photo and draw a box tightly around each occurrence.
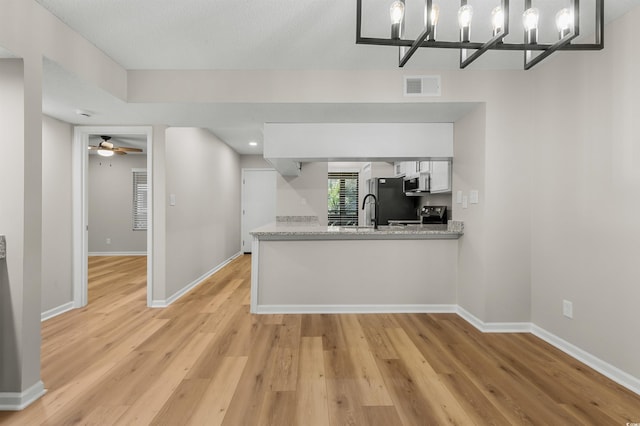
[491,6,504,35]
[458,5,473,42]
[390,1,405,25]
[431,4,440,26]
[458,5,473,28]
[390,0,405,39]
[556,8,572,38]
[425,3,440,41]
[523,7,539,44]
[523,8,540,31]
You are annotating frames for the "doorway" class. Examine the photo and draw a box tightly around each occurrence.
[73,126,154,307]
[241,169,276,253]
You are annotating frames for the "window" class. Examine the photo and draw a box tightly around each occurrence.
[132,169,148,231]
[328,172,359,226]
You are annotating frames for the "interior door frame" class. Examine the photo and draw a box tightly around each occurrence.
[72,126,154,307]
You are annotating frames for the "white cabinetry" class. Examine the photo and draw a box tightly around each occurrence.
[429,160,451,193]
[395,160,451,193]
[394,161,404,177]
[394,161,419,177]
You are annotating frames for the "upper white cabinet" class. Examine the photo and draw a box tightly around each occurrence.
[394,161,403,177]
[396,160,451,192]
[429,160,451,193]
[393,160,451,193]
[394,161,420,178]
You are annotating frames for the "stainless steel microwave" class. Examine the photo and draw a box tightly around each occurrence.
[403,172,430,193]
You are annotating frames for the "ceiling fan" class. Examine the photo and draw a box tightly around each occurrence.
[88,136,143,157]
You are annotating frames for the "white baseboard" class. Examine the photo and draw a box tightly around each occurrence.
[88,251,147,256]
[456,307,639,396]
[41,301,75,322]
[0,381,46,410]
[256,304,457,314]
[151,252,243,308]
[531,325,640,396]
[456,306,533,333]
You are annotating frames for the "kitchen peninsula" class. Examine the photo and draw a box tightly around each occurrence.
[250,219,463,314]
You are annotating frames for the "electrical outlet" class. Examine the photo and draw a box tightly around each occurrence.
[562,300,573,319]
[106,238,111,245]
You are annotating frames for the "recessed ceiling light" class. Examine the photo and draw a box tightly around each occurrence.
[249,141,258,146]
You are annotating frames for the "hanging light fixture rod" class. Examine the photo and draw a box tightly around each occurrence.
[355,0,603,70]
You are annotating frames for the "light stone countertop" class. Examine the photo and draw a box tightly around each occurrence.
[250,222,463,241]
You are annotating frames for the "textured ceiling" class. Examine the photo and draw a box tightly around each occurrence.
[26,0,640,154]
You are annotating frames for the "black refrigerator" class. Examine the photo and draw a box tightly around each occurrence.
[365,178,418,225]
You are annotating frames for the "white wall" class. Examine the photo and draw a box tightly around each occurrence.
[0,56,43,400]
[529,6,640,379]
[239,155,271,169]
[41,115,73,314]
[151,125,168,302]
[452,105,487,320]
[0,58,26,394]
[164,128,241,300]
[88,154,147,254]
[276,162,329,225]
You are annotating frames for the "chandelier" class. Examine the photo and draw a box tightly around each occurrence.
[356,0,604,70]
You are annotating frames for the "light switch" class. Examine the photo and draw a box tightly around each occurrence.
[462,195,468,209]
[469,190,479,204]
[456,191,463,204]
[170,194,176,206]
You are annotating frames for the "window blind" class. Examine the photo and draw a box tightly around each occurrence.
[132,169,148,231]
[328,172,359,226]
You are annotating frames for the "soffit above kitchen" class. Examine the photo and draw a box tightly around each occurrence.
[41,59,478,155]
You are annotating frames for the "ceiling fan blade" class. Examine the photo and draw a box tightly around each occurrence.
[113,147,143,152]
[114,151,127,155]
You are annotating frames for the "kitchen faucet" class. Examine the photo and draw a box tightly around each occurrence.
[361,193,379,230]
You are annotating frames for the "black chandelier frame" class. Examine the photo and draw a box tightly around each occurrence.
[355,0,604,70]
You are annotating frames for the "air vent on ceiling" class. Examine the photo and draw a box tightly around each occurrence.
[404,75,441,97]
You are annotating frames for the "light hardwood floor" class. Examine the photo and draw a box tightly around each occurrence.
[1,254,639,425]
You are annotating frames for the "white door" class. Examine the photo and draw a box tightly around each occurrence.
[241,169,277,253]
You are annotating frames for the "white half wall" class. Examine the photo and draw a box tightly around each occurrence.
[256,239,457,307]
